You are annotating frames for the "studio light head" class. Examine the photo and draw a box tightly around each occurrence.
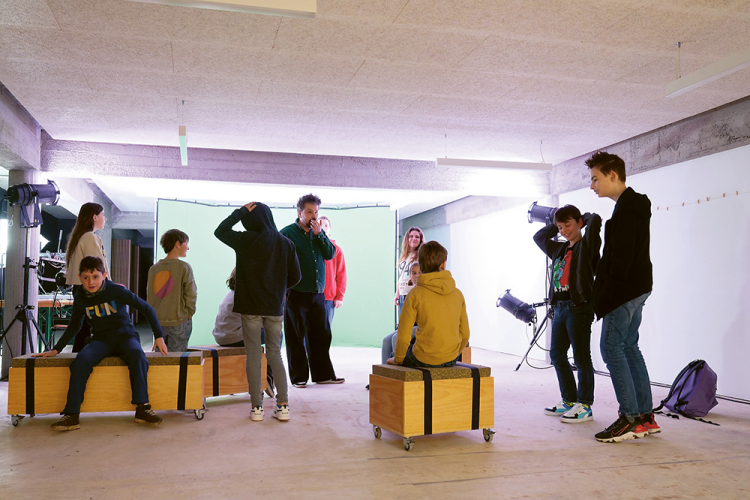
[6,180,60,207]
[527,201,557,224]
[497,289,537,325]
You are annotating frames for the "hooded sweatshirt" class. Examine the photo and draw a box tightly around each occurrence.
[394,270,470,365]
[215,203,301,316]
[146,258,197,326]
[593,187,653,319]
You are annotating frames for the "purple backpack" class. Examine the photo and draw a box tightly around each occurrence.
[654,360,719,425]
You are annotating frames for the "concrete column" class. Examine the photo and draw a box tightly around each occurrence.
[1,170,41,379]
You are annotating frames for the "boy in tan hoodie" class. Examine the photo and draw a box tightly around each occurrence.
[388,241,470,368]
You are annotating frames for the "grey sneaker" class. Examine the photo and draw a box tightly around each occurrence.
[317,378,345,384]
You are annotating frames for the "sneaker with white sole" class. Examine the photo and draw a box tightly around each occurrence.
[273,404,290,421]
[561,402,593,423]
[544,400,574,416]
[250,405,264,422]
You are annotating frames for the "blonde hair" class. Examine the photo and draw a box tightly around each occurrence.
[399,226,425,264]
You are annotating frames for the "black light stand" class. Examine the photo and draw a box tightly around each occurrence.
[0,227,51,357]
[514,300,551,371]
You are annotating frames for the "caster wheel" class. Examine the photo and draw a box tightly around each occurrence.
[194,407,206,420]
[483,428,495,442]
[11,415,22,427]
[373,426,381,439]
[403,437,414,451]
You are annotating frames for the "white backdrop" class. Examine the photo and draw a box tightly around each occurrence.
[561,144,750,400]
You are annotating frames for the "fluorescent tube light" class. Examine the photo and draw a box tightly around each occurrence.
[124,0,316,18]
[665,46,750,98]
[437,158,552,171]
[179,126,188,166]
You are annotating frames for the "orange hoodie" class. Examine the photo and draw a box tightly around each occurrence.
[394,270,470,365]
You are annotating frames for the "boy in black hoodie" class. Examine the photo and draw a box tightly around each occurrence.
[534,205,601,424]
[33,256,167,431]
[215,202,301,422]
[587,151,658,443]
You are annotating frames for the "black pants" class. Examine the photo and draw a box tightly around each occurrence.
[284,290,336,384]
[71,285,91,353]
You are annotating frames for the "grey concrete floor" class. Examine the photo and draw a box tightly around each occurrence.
[1,347,749,499]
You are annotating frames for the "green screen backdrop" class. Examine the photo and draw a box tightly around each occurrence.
[155,200,396,347]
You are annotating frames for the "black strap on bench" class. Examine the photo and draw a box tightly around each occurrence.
[456,362,480,430]
[194,348,220,396]
[26,358,36,415]
[414,367,433,435]
[177,352,190,411]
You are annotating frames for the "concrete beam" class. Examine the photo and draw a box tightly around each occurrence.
[40,133,549,194]
[400,194,558,233]
[0,83,41,170]
[111,211,155,232]
[551,95,750,194]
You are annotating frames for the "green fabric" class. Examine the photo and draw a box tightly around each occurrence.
[279,220,335,293]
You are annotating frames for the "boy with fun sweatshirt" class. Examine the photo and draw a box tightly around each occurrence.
[389,241,469,368]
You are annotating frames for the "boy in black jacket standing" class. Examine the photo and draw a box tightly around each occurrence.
[587,151,659,443]
[534,205,601,424]
[215,202,301,422]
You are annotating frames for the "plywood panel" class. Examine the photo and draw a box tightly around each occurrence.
[203,352,267,396]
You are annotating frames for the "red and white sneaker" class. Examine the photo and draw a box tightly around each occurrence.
[641,412,661,434]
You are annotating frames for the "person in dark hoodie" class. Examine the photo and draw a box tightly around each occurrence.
[215,202,301,422]
[586,151,658,443]
[534,204,601,424]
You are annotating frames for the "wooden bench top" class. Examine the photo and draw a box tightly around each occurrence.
[12,351,203,368]
[188,345,247,357]
[373,363,491,382]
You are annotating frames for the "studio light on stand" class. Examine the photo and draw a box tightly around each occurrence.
[527,201,557,225]
[497,290,551,371]
[0,180,60,356]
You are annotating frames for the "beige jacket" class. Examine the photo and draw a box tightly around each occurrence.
[66,232,109,285]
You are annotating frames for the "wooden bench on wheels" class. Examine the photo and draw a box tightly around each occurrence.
[369,362,494,451]
[188,345,266,398]
[7,351,205,426]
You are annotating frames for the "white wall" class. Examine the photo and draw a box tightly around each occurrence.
[438,197,556,362]
[560,144,750,400]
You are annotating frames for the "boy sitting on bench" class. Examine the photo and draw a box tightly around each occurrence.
[388,241,470,368]
[33,256,168,431]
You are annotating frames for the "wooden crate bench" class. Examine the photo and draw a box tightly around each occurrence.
[188,345,266,398]
[7,352,205,422]
[369,362,494,450]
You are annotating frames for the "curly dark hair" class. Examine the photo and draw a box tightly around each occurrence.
[160,229,189,254]
[296,193,321,211]
[585,151,626,182]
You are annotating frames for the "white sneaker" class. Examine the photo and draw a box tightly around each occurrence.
[561,402,593,423]
[273,404,290,422]
[250,405,264,422]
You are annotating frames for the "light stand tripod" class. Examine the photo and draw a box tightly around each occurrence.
[0,226,52,358]
[515,300,552,371]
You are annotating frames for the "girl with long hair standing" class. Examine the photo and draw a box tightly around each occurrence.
[65,202,110,352]
[394,226,425,310]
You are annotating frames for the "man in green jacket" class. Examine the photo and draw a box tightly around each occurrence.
[280,194,345,387]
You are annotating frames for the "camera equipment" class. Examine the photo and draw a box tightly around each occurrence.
[0,180,60,356]
[4,180,60,228]
[497,289,551,371]
[527,201,557,225]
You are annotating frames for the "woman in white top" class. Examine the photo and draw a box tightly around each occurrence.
[65,202,109,352]
[394,226,425,312]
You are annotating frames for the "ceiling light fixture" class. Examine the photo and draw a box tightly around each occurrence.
[179,126,188,166]
[665,46,750,98]
[437,158,553,171]
[124,0,316,18]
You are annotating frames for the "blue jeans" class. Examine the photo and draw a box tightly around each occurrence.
[550,300,595,405]
[64,336,149,414]
[381,326,418,364]
[324,300,336,329]
[163,318,193,352]
[600,292,653,418]
[402,344,457,368]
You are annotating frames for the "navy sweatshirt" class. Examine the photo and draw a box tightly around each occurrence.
[214,203,302,316]
[53,280,163,352]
